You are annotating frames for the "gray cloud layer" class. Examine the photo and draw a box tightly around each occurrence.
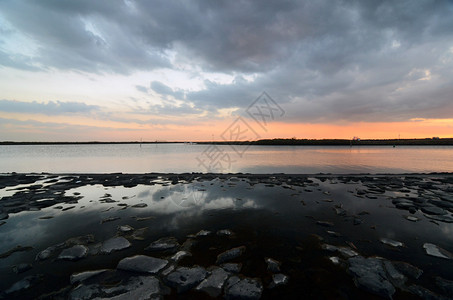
[1,0,453,123]
[0,99,100,115]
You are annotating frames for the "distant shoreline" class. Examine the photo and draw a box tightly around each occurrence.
[1,138,453,146]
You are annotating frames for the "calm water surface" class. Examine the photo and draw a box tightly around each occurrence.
[1,143,452,173]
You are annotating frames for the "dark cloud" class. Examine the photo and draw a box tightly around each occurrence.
[135,85,148,93]
[1,0,453,123]
[150,81,184,100]
[0,50,42,71]
[0,99,100,115]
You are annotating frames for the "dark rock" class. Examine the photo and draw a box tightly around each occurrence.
[165,266,207,293]
[58,245,88,261]
[222,263,242,273]
[423,243,453,259]
[392,261,423,280]
[195,230,211,237]
[70,269,109,284]
[380,238,404,247]
[12,263,32,274]
[316,221,334,227]
[425,214,453,223]
[118,225,134,233]
[195,267,229,297]
[382,260,406,287]
[131,203,148,208]
[348,256,395,299]
[353,217,363,225]
[421,206,448,215]
[0,245,33,259]
[5,275,43,294]
[100,216,120,224]
[36,244,61,261]
[170,250,191,262]
[146,237,179,252]
[161,264,176,277]
[407,285,443,300]
[436,276,453,298]
[405,215,420,222]
[265,257,281,273]
[216,246,246,264]
[117,255,168,274]
[217,229,233,236]
[392,199,416,211]
[225,277,263,300]
[65,234,95,246]
[334,206,347,216]
[62,206,76,211]
[101,237,131,254]
[130,227,148,240]
[322,244,358,258]
[269,273,289,288]
[70,276,162,300]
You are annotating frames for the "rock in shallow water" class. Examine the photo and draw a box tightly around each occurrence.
[5,275,43,294]
[436,276,453,298]
[322,244,358,258]
[195,229,211,237]
[421,206,448,215]
[70,276,162,300]
[348,256,395,299]
[225,277,263,300]
[216,246,246,264]
[70,269,109,284]
[170,250,191,262]
[392,261,423,280]
[405,215,420,222]
[269,273,289,288]
[265,257,281,273]
[118,225,134,233]
[425,214,453,223]
[195,267,229,297]
[36,245,60,261]
[58,245,88,261]
[217,229,233,236]
[423,243,453,259]
[146,237,179,252]
[165,266,207,293]
[221,263,242,273]
[100,237,131,254]
[407,284,442,299]
[100,216,120,224]
[380,238,404,247]
[13,263,32,274]
[117,255,168,274]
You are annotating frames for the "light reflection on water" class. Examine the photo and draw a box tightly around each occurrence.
[1,175,453,294]
[0,144,452,173]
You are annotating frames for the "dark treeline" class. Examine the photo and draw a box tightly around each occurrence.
[198,138,453,146]
[1,138,453,146]
[249,138,453,146]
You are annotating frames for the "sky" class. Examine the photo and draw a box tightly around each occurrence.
[1,0,453,142]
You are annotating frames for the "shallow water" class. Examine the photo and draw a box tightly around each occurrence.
[1,174,453,298]
[1,144,453,173]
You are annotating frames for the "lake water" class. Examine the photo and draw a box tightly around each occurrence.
[1,143,453,174]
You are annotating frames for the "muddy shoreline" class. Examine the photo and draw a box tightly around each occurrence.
[1,173,453,299]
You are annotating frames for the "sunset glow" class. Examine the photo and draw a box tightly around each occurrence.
[1,1,453,141]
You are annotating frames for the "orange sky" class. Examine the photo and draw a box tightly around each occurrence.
[1,2,453,143]
[3,115,451,142]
